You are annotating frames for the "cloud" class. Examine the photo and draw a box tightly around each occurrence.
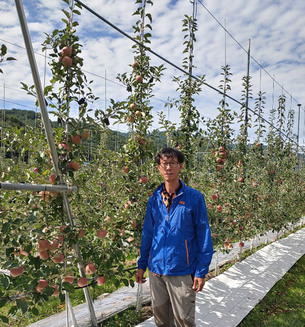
[0,0,304,143]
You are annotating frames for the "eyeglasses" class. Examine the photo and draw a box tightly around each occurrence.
[160,161,180,168]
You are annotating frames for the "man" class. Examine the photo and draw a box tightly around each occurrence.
[136,147,213,327]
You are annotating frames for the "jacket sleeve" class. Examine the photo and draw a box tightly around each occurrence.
[137,198,154,271]
[194,192,213,278]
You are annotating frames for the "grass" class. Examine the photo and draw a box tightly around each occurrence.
[99,305,152,327]
[238,254,305,327]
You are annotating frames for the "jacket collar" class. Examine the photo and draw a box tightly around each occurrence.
[154,179,185,199]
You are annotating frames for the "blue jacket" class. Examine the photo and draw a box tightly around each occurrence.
[138,180,213,278]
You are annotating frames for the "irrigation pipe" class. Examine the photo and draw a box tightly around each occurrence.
[75,0,303,151]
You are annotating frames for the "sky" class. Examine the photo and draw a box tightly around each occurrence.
[0,0,305,146]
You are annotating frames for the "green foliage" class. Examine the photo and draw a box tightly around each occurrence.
[0,0,305,325]
[0,44,16,74]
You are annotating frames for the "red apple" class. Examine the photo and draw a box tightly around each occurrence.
[135,75,143,83]
[10,266,24,277]
[70,134,82,144]
[211,193,219,201]
[216,165,222,171]
[131,61,139,68]
[34,167,38,173]
[78,229,85,238]
[129,103,137,110]
[52,285,60,296]
[97,275,106,286]
[80,131,90,139]
[219,146,225,152]
[85,263,97,275]
[59,225,68,233]
[49,240,59,251]
[239,242,244,247]
[36,279,48,293]
[97,229,107,239]
[58,143,70,151]
[62,56,72,67]
[63,276,74,284]
[49,173,57,185]
[52,253,64,263]
[39,250,49,260]
[61,46,72,57]
[216,205,222,213]
[19,248,29,256]
[139,176,149,184]
[67,161,79,171]
[126,116,135,123]
[238,177,244,182]
[38,239,50,252]
[121,166,129,173]
[77,277,88,287]
[57,234,64,243]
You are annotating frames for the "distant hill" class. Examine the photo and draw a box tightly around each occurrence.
[0,108,167,152]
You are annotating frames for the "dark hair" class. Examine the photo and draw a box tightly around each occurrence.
[155,147,184,164]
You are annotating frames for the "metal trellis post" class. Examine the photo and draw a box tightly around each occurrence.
[14,1,98,326]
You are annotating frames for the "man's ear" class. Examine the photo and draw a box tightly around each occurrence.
[157,164,162,173]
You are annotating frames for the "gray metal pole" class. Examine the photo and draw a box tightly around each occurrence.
[245,39,251,139]
[297,104,301,153]
[0,182,77,193]
[14,1,98,326]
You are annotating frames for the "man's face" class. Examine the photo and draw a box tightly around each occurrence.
[157,155,183,183]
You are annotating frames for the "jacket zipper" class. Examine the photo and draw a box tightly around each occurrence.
[185,239,189,267]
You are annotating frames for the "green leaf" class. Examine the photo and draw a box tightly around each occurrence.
[0,299,7,309]
[0,315,9,323]
[2,222,9,234]
[1,44,7,56]
[63,282,75,293]
[16,299,28,314]
[31,307,39,316]
[0,275,9,289]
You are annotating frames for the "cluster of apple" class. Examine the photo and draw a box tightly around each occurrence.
[37,238,63,262]
[125,61,144,124]
[38,130,90,181]
[58,46,73,67]
[9,226,108,296]
[213,146,229,171]
[121,166,149,184]
[131,60,143,83]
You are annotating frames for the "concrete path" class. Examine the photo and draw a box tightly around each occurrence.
[135,227,305,327]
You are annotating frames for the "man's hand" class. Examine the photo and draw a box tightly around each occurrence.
[192,277,205,293]
[135,268,146,284]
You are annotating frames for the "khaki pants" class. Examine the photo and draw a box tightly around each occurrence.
[149,271,196,327]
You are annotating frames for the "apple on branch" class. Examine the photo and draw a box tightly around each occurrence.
[10,266,24,277]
